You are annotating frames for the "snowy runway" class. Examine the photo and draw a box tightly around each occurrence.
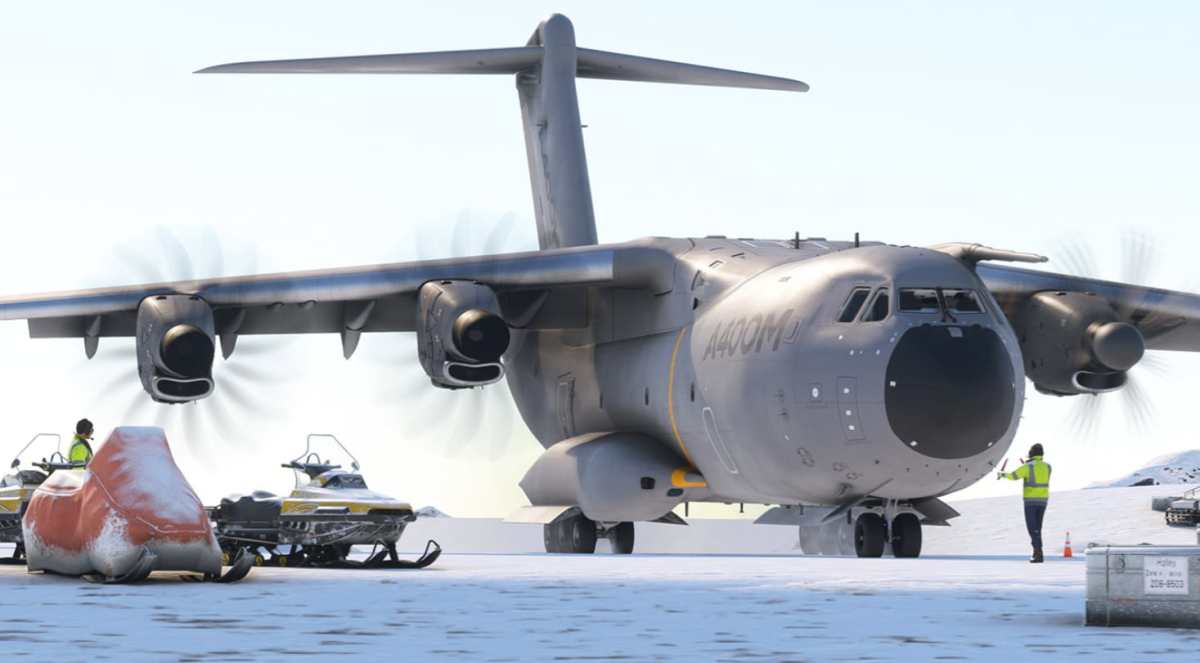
[2,551,1197,662]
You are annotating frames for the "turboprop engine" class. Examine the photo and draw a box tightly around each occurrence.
[136,295,216,402]
[1016,290,1146,395]
[416,280,510,388]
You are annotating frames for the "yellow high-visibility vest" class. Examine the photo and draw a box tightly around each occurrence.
[68,436,93,466]
[1003,456,1051,502]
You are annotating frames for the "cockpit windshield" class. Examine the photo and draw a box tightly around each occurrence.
[898,288,985,317]
[898,288,940,313]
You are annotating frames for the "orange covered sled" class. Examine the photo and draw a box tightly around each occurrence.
[22,426,251,583]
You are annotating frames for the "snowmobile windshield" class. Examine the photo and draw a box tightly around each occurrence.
[10,433,64,470]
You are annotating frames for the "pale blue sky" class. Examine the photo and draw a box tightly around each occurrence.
[1,2,1197,516]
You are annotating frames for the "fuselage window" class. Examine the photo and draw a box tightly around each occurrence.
[942,289,982,313]
[837,288,872,323]
[861,288,890,322]
[898,288,940,313]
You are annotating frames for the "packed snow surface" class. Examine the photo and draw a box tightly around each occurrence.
[0,485,1195,661]
[1090,449,1200,487]
[2,552,1199,661]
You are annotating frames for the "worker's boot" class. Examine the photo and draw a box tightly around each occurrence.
[1030,548,1044,564]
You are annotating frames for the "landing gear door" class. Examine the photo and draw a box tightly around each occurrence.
[837,377,866,442]
[557,376,576,439]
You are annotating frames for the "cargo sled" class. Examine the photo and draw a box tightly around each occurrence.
[209,434,440,569]
[21,427,252,583]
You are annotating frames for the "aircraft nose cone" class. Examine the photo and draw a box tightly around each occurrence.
[884,325,1016,459]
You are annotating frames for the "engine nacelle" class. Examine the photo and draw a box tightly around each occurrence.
[417,280,510,389]
[1016,291,1145,395]
[519,433,706,523]
[136,295,216,403]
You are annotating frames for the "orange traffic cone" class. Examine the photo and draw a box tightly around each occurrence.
[1063,531,1073,558]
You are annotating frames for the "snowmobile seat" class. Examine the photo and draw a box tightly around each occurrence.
[217,492,283,523]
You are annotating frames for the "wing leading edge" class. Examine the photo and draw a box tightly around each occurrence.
[0,242,677,339]
[979,264,1200,352]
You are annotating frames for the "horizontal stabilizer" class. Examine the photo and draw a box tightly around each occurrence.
[576,48,807,92]
[196,47,542,75]
[197,47,808,92]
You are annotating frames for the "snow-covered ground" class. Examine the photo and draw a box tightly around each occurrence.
[2,553,1198,662]
[0,485,1196,661]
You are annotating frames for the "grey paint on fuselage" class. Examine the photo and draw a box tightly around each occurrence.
[504,237,1022,507]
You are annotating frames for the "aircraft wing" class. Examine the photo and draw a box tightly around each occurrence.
[978,264,1200,352]
[0,242,676,340]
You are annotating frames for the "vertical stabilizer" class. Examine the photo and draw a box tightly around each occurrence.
[198,14,808,250]
[518,15,595,249]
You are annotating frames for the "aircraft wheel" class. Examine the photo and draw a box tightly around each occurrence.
[544,512,597,554]
[854,512,885,558]
[608,522,634,554]
[797,526,820,555]
[890,513,922,558]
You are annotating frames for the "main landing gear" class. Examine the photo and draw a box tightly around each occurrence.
[799,506,924,558]
[543,512,635,554]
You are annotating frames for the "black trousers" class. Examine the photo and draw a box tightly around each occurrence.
[1023,501,1047,551]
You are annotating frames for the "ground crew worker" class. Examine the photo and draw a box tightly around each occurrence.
[998,443,1051,563]
[68,418,95,467]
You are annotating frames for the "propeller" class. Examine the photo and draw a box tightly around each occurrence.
[1052,229,1183,439]
[78,226,300,464]
[370,210,536,460]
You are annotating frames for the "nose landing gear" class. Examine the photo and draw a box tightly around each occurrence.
[798,504,926,558]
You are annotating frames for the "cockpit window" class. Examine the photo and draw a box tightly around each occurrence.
[898,288,940,313]
[861,289,890,322]
[899,288,985,317]
[837,288,872,323]
[942,289,982,312]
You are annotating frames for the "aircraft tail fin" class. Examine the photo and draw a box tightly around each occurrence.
[198,14,808,250]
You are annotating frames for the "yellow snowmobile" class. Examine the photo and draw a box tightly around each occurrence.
[209,434,439,568]
[1,433,80,565]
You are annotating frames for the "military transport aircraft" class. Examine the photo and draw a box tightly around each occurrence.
[2,14,1198,557]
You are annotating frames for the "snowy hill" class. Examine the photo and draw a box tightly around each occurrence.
[1088,449,1200,487]
[415,506,450,518]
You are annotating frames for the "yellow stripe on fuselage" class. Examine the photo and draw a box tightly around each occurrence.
[666,326,696,467]
[671,468,707,488]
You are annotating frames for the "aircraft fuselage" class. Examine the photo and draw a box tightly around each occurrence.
[505,236,1023,507]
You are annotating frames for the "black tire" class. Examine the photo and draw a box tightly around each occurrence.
[565,513,598,554]
[891,513,923,558]
[544,513,597,554]
[854,512,886,558]
[609,522,635,554]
